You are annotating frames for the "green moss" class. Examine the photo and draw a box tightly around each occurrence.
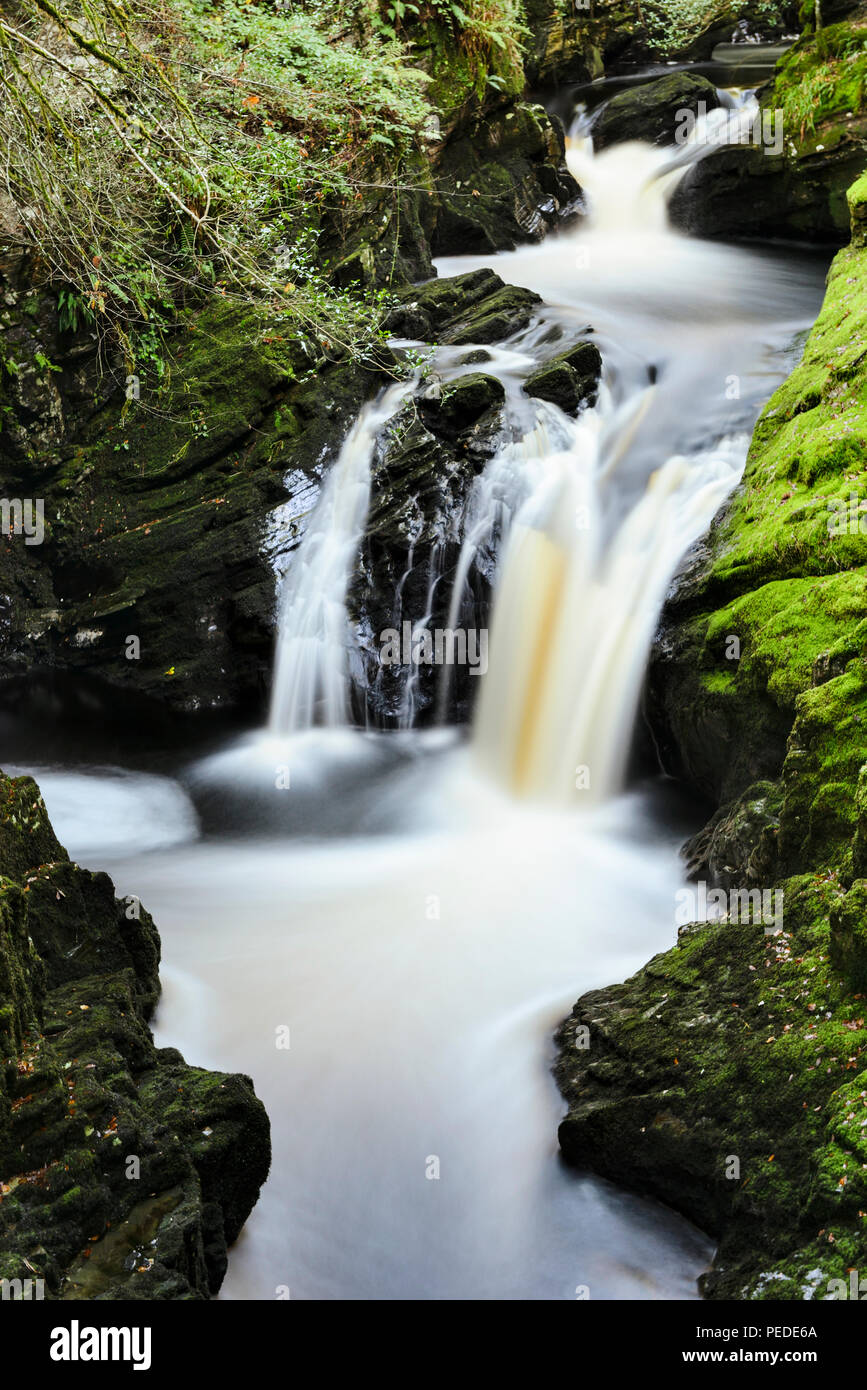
[0,770,271,1298]
[564,169,867,1298]
[558,887,867,1296]
[774,19,867,140]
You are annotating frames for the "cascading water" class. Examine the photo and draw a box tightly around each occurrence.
[268,378,416,734]
[13,88,828,1300]
[441,103,813,801]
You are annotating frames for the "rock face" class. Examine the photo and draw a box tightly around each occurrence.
[322,98,580,288]
[0,771,270,1299]
[592,73,721,151]
[350,379,507,726]
[425,102,581,256]
[556,178,867,1300]
[523,0,800,88]
[646,213,867,885]
[555,892,867,1300]
[384,266,541,344]
[0,247,387,719]
[359,273,530,726]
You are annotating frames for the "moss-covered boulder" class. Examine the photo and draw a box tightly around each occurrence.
[556,884,867,1299]
[830,880,867,989]
[646,221,867,886]
[386,267,541,344]
[426,102,579,255]
[522,340,601,413]
[426,373,505,433]
[0,770,270,1299]
[593,73,721,151]
[556,171,867,1299]
[0,253,384,718]
[672,16,867,243]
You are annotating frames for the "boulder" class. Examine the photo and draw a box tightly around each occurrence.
[0,770,271,1299]
[522,340,601,413]
[592,72,721,150]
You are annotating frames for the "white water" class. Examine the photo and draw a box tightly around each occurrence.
[28,758,715,1300]
[269,379,416,734]
[7,102,827,1301]
[439,115,818,801]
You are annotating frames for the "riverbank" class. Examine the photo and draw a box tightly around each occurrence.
[556,175,867,1300]
[2,0,867,1303]
[0,770,270,1298]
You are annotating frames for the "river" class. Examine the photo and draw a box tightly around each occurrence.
[3,84,828,1299]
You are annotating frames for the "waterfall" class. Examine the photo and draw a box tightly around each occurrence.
[466,117,763,801]
[30,74,826,1307]
[268,379,414,734]
[473,428,746,800]
[266,88,816,808]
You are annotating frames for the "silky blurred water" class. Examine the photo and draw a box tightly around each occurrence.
[23,744,715,1299]
[3,106,830,1302]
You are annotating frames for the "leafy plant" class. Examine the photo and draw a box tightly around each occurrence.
[0,0,433,370]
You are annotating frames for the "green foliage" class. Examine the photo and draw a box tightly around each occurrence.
[774,19,867,139]
[0,0,434,368]
[369,0,528,96]
[643,0,786,52]
[57,289,94,335]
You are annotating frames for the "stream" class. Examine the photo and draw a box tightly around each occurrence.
[3,82,829,1299]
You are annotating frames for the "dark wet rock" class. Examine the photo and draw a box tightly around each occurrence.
[387,268,541,344]
[554,874,867,1299]
[523,0,650,86]
[0,251,384,719]
[444,285,543,345]
[592,73,721,150]
[0,770,271,1299]
[682,780,783,887]
[669,133,866,245]
[422,373,505,434]
[525,359,581,412]
[324,99,579,285]
[523,340,601,413]
[349,373,509,727]
[427,102,580,255]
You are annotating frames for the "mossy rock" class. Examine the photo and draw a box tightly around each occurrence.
[0,771,271,1298]
[427,372,505,432]
[388,269,541,346]
[522,340,601,414]
[671,15,867,242]
[830,880,867,989]
[593,72,721,150]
